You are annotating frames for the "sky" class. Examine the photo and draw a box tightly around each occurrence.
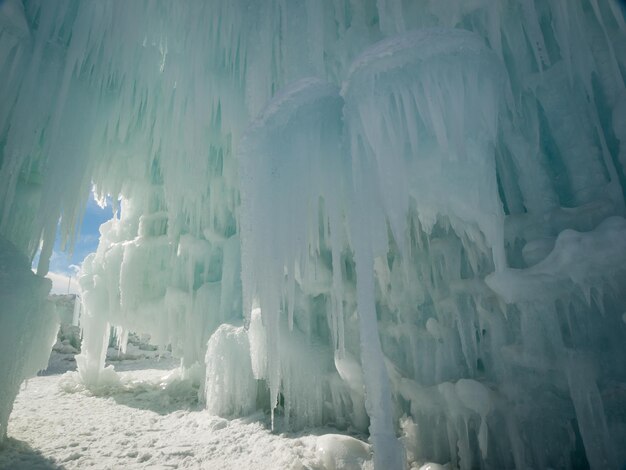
[38,193,114,295]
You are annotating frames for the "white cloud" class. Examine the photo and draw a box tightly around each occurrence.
[46,271,80,295]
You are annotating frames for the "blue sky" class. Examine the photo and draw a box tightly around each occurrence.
[41,193,113,294]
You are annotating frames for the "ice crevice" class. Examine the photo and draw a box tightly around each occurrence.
[1,1,626,469]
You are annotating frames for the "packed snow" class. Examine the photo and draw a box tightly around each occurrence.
[1,357,374,470]
[1,0,626,468]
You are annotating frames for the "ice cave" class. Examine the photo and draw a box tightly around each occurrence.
[1,0,626,468]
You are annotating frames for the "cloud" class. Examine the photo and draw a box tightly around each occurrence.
[77,234,99,245]
[46,271,80,295]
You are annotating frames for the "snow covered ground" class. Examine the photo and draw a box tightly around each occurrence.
[0,355,375,470]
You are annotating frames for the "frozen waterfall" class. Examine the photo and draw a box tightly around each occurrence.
[1,0,626,468]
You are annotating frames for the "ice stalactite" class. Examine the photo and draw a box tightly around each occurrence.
[1,1,626,468]
[238,79,348,427]
[342,29,505,469]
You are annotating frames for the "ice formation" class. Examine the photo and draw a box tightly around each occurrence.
[1,0,626,468]
[0,237,58,441]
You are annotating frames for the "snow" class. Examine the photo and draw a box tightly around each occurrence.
[1,358,373,470]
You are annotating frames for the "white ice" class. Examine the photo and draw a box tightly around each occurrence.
[1,1,626,468]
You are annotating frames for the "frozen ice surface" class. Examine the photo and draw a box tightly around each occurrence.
[1,0,626,468]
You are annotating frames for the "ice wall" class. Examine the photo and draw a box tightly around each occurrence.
[1,0,626,468]
[0,236,57,442]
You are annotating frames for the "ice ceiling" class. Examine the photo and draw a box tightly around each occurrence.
[1,0,626,468]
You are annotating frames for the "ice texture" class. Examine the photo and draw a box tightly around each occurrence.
[1,1,626,468]
[0,237,58,442]
[204,323,257,417]
[316,434,372,470]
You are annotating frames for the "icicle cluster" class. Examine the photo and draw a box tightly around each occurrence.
[1,1,626,468]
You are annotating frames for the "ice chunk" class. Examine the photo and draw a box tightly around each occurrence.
[204,323,256,417]
[487,217,626,304]
[315,434,371,470]
[418,464,447,470]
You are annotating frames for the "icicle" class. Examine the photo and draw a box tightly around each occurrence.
[1,3,625,468]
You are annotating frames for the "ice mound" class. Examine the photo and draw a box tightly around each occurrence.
[315,434,372,470]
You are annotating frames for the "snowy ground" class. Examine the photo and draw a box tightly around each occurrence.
[0,355,374,470]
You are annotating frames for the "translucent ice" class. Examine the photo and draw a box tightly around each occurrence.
[1,1,626,468]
